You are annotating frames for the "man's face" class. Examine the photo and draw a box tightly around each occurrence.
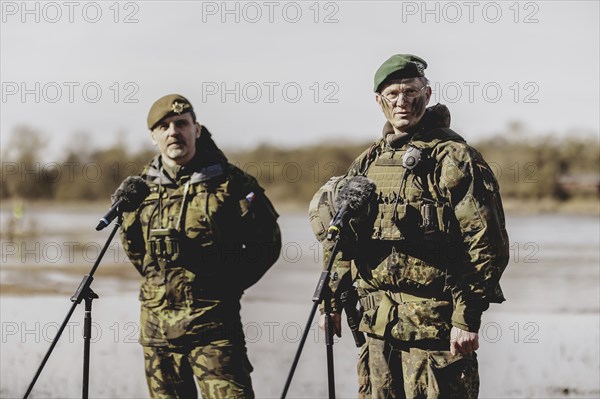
[151,112,200,167]
[376,78,431,133]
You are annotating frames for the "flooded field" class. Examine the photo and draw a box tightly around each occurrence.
[1,209,599,398]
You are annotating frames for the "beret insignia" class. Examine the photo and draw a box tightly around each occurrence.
[171,101,188,114]
[413,61,425,76]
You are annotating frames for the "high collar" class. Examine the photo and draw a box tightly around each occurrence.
[147,126,229,185]
[382,103,452,148]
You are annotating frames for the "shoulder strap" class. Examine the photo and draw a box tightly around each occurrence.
[411,127,466,150]
[357,139,385,175]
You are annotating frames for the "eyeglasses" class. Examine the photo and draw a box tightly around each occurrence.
[379,85,428,104]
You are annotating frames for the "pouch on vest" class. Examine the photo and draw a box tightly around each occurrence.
[366,151,429,241]
[358,292,397,338]
[148,228,181,268]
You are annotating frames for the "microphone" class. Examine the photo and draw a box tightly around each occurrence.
[327,176,376,241]
[96,176,150,231]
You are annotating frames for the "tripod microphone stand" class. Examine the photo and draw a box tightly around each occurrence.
[23,217,122,399]
[280,238,341,399]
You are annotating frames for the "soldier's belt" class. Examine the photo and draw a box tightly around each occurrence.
[360,290,447,311]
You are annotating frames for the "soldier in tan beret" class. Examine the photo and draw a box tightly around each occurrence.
[120,94,282,398]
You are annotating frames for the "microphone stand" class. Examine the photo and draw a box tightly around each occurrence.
[281,237,340,399]
[23,216,122,399]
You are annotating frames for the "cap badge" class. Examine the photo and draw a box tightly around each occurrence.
[412,62,425,76]
[171,101,188,114]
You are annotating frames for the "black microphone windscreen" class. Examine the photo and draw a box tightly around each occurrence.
[334,176,376,211]
[112,176,150,211]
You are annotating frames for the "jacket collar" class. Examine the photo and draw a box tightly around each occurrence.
[382,103,451,148]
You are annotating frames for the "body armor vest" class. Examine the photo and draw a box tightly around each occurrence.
[364,128,465,243]
[367,146,428,241]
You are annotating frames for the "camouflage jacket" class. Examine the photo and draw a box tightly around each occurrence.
[120,129,281,346]
[330,104,509,339]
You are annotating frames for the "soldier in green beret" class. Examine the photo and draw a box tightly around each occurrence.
[120,94,282,398]
[314,54,509,398]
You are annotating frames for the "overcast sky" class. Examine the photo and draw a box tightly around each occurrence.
[1,0,598,159]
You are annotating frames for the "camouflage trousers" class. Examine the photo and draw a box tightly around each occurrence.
[142,339,254,399]
[358,336,479,399]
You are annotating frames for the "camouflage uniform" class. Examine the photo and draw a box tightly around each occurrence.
[120,128,281,399]
[325,104,509,398]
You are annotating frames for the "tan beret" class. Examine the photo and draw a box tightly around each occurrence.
[147,94,193,130]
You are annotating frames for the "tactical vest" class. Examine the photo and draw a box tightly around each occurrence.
[364,128,465,243]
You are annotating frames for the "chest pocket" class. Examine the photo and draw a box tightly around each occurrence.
[138,178,236,248]
[138,191,161,231]
[185,179,236,245]
[141,189,189,232]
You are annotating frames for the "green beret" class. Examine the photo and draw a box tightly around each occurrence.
[147,94,194,130]
[373,54,427,92]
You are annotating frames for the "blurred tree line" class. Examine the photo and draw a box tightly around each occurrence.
[1,124,598,206]
[0,126,155,201]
